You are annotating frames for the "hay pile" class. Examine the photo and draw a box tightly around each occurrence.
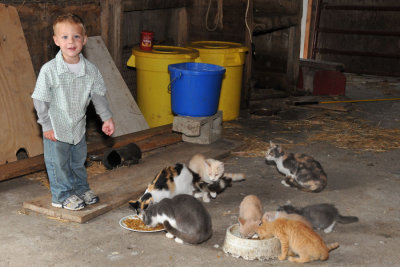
[226,113,400,157]
[27,162,107,189]
[307,116,400,152]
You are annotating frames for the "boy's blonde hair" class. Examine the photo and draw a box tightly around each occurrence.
[53,13,86,35]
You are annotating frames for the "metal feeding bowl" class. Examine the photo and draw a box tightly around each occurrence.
[222,224,281,261]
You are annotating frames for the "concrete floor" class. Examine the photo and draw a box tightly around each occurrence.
[1,74,400,266]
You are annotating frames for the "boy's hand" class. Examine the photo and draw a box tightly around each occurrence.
[44,130,57,142]
[102,118,115,136]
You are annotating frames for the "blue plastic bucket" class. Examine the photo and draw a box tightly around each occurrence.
[168,62,226,117]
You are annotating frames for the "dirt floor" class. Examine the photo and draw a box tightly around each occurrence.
[1,73,400,266]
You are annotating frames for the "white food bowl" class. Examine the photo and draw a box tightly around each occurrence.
[222,224,280,261]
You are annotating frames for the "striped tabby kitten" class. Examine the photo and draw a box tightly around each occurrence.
[257,217,339,263]
[128,163,234,213]
[265,141,327,193]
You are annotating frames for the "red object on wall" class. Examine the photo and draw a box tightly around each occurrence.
[313,70,346,95]
[297,67,303,90]
[140,31,154,51]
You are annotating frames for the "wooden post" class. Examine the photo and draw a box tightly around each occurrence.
[303,0,313,59]
[242,0,253,108]
[176,7,188,46]
[100,0,123,71]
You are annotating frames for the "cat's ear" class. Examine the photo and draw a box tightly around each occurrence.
[269,140,275,147]
[205,159,212,167]
[262,212,272,221]
[238,217,246,225]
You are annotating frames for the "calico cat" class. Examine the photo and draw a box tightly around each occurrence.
[262,210,312,229]
[265,141,327,193]
[257,217,339,263]
[189,153,246,202]
[142,194,212,244]
[278,203,359,233]
[129,163,235,213]
[238,195,263,238]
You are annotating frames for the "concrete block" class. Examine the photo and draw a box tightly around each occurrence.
[172,111,222,144]
[299,59,344,93]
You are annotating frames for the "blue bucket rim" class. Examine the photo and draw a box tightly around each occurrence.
[168,62,226,75]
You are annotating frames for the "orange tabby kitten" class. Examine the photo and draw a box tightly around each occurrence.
[238,195,263,238]
[257,218,339,263]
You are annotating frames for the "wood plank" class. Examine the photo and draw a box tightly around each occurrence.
[84,36,149,137]
[0,125,179,182]
[23,138,241,223]
[0,4,43,164]
[122,0,189,11]
[303,0,313,59]
[303,104,349,112]
[243,0,253,108]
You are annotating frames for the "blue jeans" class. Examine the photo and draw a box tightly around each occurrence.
[44,136,90,204]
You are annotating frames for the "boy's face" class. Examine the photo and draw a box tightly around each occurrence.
[53,22,87,64]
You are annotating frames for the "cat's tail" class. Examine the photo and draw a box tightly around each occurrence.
[327,242,340,252]
[224,172,246,182]
[163,221,211,244]
[320,242,339,261]
[337,215,359,224]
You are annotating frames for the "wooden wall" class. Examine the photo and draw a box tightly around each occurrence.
[119,1,189,98]
[188,0,247,43]
[5,0,101,76]
[187,0,302,102]
[307,0,400,76]
[5,0,302,109]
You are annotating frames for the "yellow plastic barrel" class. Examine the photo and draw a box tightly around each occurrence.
[188,41,248,121]
[127,45,199,127]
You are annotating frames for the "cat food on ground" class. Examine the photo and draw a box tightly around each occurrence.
[120,216,164,232]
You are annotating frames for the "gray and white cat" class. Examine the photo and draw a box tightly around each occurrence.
[142,194,213,244]
[278,203,359,233]
[265,141,327,193]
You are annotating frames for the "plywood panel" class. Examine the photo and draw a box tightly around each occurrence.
[84,36,149,137]
[0,4,43,164]
[23,138,241,223]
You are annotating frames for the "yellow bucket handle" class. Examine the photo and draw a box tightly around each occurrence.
[167,72,182,94]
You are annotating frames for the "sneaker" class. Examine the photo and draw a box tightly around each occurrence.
[52,195,86,211]
[51,202,62,208]
[79,190,99,205]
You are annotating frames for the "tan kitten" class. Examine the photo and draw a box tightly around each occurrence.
[263,210,312,229]
[189,153,245,183]
[238,195,263,238]
[257,218,339,263]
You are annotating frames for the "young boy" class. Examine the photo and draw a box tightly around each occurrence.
[32,13,115,210]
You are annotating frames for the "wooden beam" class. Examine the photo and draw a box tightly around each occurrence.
[243,0,254,108]
[100,0,123,71]
[122,0,189,12]
[0,125,181,182]
[303,0,313,59]
[100,0,111,50]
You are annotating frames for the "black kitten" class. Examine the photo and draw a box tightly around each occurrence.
[89,143,142,170]
[278,203,359,233]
